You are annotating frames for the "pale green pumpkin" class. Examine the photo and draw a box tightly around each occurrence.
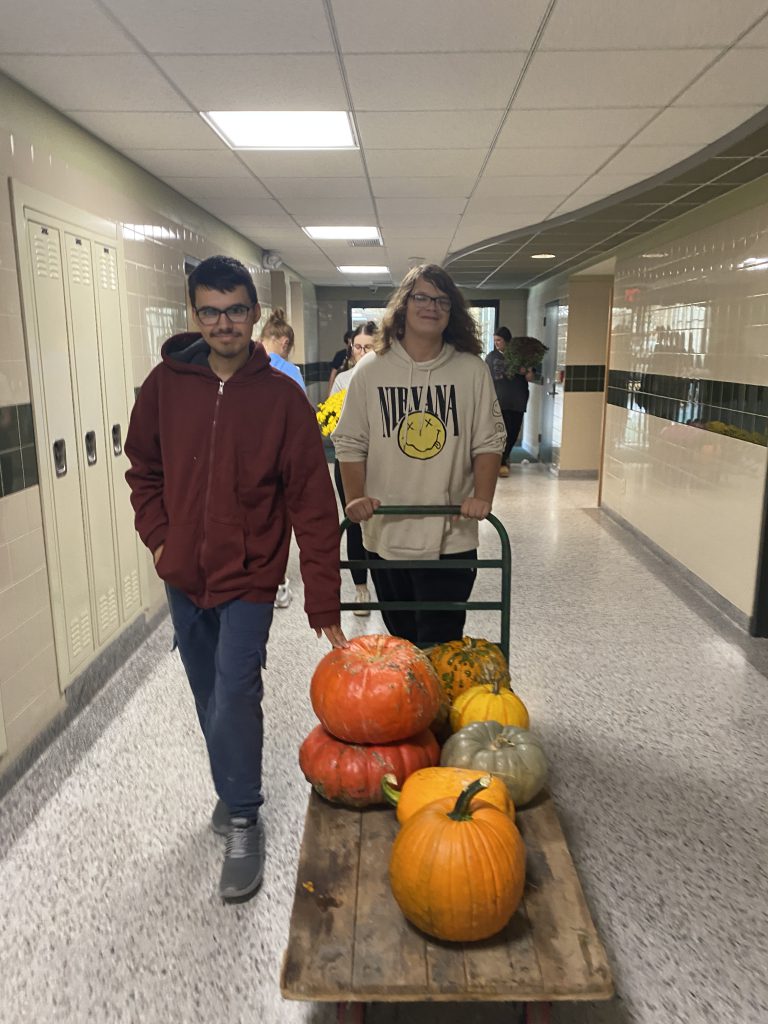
[440,722,548,806]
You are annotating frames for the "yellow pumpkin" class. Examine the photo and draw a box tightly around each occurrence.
[426,636,508,705]
[381,766,514,824]
[450,677,529,732]
[389,776,526,942]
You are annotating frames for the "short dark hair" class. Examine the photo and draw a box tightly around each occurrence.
[495,326,512,343]
[354,320,377,337]
[188,255,258,306]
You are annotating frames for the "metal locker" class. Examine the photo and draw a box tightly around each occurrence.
[27,221,95,675]
[62,233,120,647]
[92,244,142,622]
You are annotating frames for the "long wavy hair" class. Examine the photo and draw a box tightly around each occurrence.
[376,264,481,356]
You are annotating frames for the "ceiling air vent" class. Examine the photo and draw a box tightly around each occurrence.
[348,238,382,247]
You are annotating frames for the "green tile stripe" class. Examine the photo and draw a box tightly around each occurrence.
[608,370,768,447]
[564,364,606,393]
[0,403,38,497]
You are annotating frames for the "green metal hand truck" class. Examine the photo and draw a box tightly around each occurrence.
[339,504,511,662]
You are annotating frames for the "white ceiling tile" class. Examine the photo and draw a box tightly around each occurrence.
[371,177,476,198]
[457,213,548,236]
[547,193,604,216]
[357,111,501,150]
[240,150,365,178]
[346,54,526,111]
[474,174,587,194]
[465,196,564,218]
[365,149,487,177]
[474,177,583,199]
[66,112,223,150]
[674,49,768,106]
[333,0,549,52]
[162,176,271,199]
[380,222,460,238]
[101,0,334,53]
[260,178,371,199]
[540,0,768,49]
[0,55,189,111]
[599,144,701,176]
[156,55,347,110]
[381,234,455,249]
[513,50,720,108]
[123,149,252,178]
[572,172,652,197]
[498,108,659,148]
[280,198,376,220]
[737,17,768,45]
[0,0,135,53]
[377,198,467,220]
[633,106,764,146]
[485,146,617,176]
[198,197,287,219]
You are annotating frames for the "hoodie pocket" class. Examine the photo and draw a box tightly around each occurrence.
[375,496,450,559]
[154,524,202,594]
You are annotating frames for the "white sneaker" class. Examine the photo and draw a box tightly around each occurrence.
[354,584,371,617]
[274,579,292,609]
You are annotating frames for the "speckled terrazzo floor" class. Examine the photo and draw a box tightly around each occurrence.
[1,467,767,1024]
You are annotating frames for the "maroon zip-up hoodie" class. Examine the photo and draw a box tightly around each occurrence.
[124,333,340,628]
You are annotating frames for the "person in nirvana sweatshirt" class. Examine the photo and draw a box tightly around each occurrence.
[334,263,505,646]
[124,255,345,904]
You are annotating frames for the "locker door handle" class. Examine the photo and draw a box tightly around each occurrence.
[53,438,67,477]
[84,430,97,465]
[112,423,123,456]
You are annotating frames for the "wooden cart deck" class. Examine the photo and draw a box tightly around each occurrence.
[281,790,614,1007]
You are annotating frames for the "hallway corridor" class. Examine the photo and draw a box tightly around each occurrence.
[1,470,766,1024]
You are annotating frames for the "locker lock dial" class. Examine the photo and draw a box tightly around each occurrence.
[85,431,97,465]
[53,438,67,478]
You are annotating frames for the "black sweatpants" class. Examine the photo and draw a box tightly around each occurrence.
[502,409,524,463]
[366,548,477,646]
[333,460,367,585]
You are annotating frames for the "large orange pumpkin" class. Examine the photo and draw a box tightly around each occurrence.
[299,725,439,807]
[427,636,508,704]
[389,777,526,942]
[382,766,514,823]
[310,634,442,744]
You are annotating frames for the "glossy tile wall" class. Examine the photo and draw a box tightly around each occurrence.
[602,175,768,617]
[0,72,282,771]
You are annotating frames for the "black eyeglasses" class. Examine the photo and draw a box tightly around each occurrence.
[409,292,451,313]
[194,303,253,325]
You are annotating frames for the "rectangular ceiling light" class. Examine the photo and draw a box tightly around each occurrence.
[202,111,357,150]
[337,265,390,274]
[304,226,381,241]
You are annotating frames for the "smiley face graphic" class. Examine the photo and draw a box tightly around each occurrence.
[397,411,446,460]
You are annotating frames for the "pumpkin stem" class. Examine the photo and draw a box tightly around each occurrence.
[381,773,401,807]
[493,671,513,696]
[448,775,490,820]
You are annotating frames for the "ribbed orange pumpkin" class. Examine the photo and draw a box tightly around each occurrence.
[299,725,439,807]
[389,777,526,941]
[310,634,442,743]
[427,636,509,704]
[382,766,514,824]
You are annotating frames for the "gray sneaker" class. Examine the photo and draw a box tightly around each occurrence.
[220,817,266,902]
[211,799,230,836]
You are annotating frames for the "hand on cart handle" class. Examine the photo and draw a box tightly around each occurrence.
[455,496,492,521]
[315,623,349,648]
[344,496,381,522]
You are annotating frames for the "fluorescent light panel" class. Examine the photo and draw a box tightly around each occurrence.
[337,265,390,274]
[531,253,556,259]
[202,111,357,150]
[304,226,381,241]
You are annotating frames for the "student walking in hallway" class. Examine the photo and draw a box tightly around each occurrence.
[125,255,345,902]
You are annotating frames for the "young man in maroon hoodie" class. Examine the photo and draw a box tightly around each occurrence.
[125,255,346,902]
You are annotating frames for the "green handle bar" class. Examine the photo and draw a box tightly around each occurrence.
[339,505,510,662]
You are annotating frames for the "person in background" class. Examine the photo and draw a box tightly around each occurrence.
[334,264,505,646]
[330,321,376,616]
[485,327,533,477]
[260,308,306,609]
[125,255,345,904]
[327,330,353,396]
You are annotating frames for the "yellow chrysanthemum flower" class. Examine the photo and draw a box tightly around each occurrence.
[316,388,346,436]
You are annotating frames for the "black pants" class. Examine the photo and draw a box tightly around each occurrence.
[366,549,477,646]
[502,409,524,463]
[333,460,367,585]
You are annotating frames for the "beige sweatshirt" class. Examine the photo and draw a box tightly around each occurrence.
[333,339,505,559]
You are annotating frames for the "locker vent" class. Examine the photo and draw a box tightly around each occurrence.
[33,232,61,280]
[99,587,119,635]
[69,610,93,660]
[99,248,118,291]
[68,240,92,287]
[123,570,140,615]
